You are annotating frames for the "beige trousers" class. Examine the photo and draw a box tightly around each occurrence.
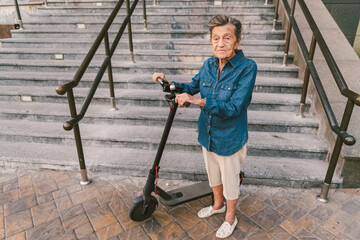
[202,145,247,200]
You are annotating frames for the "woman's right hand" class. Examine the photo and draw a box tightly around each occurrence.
[152,72,172,84]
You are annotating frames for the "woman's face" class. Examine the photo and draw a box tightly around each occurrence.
[211,24,240,62]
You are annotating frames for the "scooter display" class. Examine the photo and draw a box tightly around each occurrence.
[128,78,244,222]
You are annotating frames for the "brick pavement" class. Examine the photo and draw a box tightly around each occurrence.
[0,168,359,240]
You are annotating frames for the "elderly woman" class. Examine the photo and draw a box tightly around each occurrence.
[153,15,257,238]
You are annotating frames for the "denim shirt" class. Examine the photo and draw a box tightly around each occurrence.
[173,50,257,156]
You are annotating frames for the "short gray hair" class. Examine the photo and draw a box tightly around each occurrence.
[208,15,242,42]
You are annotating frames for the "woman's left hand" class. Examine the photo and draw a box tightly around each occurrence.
[175,93,206,107]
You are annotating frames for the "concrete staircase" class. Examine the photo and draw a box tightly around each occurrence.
[0,0,341,187]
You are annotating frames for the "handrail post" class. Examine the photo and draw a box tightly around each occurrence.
[126,0,135,62]
[142,0,147,29]
[14,0,23,30]
[272,0,280,31]
[104,32,118,110]
[283,0,296,66]
[298,34,316,117]
[67,89,91,185]
[317,99,355,203]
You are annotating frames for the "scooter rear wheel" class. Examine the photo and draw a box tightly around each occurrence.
[129,196,158,222]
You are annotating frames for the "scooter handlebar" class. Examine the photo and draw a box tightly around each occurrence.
[156,78,190,107]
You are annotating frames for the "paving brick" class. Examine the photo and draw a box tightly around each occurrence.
[0,189,19,205]
[232,212,261,239]
[52,187,69,199]
[277,200,308,222]
[251,206,285,231]
[312,226,335,240]
[187,199,206,212]
[148,221,187,240]
[60,204,85,221]
[169,205,202,230]
[63,213,89,231]
[310,203,338,222]
[344,220,360,240]
[95,182,115,195]
[341,199,360,215]
[19,185,35,198]
[4,195,37,216]
[109,199,128,216]
[333,233,352,240]
[117,225,150,240]
[31,201,59,226]
[75,222,94,239]
[6,231,26,240]
[34,178,59,196]
[321,219,346,236]
[83,198,100,211]
[153,208,174,227]
[117,211,144,231]
[5,209,33,237]
[239,196,267,217]
[187,221,212,240]
[18,175,32,188]
[247,229,275,240]
[54,231,77,240]
[37,192,54,204]
[96,222,123,240]
[252,190,270,201]
[55,195,74,212]
[66,184,82,194]
[141,217,161,234]
[270,226,293,240]
[26,218,64,240]
[98,191,121,206]
[70,186,101,206]
[280,219,301,235]
[296,214,321,232]
[87,205,117,231]
[205,213,226,230]
[295,229,318,240]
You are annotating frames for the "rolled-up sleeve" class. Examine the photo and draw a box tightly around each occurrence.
[202,63,257,119]
[172,66,204,95]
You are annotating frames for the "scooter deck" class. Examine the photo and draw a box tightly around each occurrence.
[159,180,212,206]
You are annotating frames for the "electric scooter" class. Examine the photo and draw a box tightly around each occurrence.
[128,78,245,222]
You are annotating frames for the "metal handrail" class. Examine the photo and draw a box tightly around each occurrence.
[0,1,45,30]
[275,0,360,202]
[55,0,147,184]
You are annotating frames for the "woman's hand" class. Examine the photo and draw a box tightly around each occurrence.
[175,93,206,107]
[152,72,172,84]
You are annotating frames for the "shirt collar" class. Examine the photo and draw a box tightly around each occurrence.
[211,49,244,68]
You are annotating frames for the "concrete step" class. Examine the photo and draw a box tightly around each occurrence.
[23,20,282,31]
[0,85,309,112]
[36,4,276,14]
[0,140,339,188]
[10,28,286,40]
[0,72,303,94]
[0,119,327,159]
[0,59,298,77]
[45,0,273,7]
[25,11,275,22]
[0,101,318,133]
[0,38,286,51]
[0,48,293,64]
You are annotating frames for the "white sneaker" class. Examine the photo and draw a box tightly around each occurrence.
[197,205,226,218]
[216,217,238,239]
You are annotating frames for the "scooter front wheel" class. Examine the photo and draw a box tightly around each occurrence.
[129,196,158,221]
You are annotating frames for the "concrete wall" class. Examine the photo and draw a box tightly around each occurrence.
[322,0,360,46]
[278,0,360,187]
